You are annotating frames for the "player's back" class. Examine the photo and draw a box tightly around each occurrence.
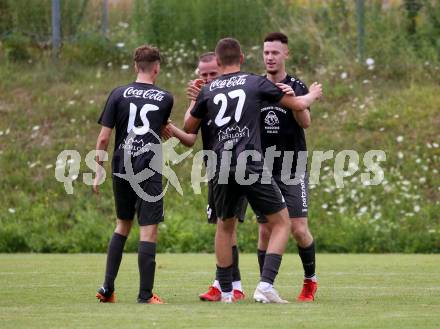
[98,82,173,175]
[192,71,284,172]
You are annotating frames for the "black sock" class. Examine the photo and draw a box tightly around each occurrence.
[257,249,267,276]
[298,241,316,278]
[216,265,233,293]
[138,241,156,301]
[261,253,282,285]
[231,245,241,282]
[103,232,127,292]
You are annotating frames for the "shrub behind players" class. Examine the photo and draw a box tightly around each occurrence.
[93,45,173,304]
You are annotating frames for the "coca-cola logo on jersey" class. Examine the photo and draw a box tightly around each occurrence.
[209,75,247,91]
[123,87,165,101]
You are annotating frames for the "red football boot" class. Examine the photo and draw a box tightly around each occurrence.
[233,289,245,301]
[199,286,221,302]
[296,279,318,302]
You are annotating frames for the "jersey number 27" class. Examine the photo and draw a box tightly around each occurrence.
[214,89,246,127]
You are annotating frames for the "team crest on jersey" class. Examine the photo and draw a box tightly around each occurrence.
[264,111,279,126]
[218,124,249,142]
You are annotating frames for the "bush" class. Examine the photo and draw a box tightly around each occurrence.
[61,33,130,66]
[133,0,270,49]
[2,33,31,61]
[0,224,29,252]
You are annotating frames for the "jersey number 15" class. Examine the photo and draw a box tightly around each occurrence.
[127,103,159,135]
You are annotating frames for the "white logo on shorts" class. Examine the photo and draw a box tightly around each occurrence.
[206,205,212,218]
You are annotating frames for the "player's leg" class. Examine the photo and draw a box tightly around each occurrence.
[286,173,317,301]
[291,218,317,301]
[231,218,245,300]
[215,216,237,302]
[230,196,247,299]
[137,180,165,304]
[246,179,290,303]
[254,201,273,276]
[254,208,290,304]
[200,205,245,301]
[257,220,270,276]
[138,223,163,303]
[199,182,223,301]
[292,218,315,278]
[96,177,136,303]
[210,174,243,303]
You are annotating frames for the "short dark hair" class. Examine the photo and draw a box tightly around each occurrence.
[264,32,288,44]
[133,45,161,72]
[198,52,216,64]
[215,38,241,66]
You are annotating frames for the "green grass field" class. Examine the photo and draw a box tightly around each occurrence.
[0,254,439,329]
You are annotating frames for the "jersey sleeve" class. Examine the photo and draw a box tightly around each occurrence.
[293,79,309,96]
[190,88,208,119]
[162,95,174,124]
[98,88,119,128]
[258,77,284,104]
[293,79,310,111]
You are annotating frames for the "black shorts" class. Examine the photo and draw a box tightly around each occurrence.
[254,173,308,223]
[112,175,164,226]
[212,171,286,221]
[207,180,247,224]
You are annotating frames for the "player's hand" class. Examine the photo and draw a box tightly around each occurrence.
[92,175,101,194]
[186,80,203,101]
[309,82,323,100]
[161,123,174,140]
[276,83,295,96]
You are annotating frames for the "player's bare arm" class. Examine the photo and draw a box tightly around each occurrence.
[161,99,198,147]
[293,108,311,129]
[184,100,196,122]
[162,119,197,147]
[275,82,311,128]
[161,122,174,140]
[183,114,202,134]
[166,59,210,147]
[92,126,112,194]
[279,82,322,112]
[276,82,295,96]
[183,85,203,135]
[169,123,197,147]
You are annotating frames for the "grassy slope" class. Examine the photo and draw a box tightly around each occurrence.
[0,61,439,252]
[0,254,439,329]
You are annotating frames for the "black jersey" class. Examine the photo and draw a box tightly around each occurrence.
[98,82,173,176]
[260,74,309,176]
[191,72,284,171]
[200,116,215,151]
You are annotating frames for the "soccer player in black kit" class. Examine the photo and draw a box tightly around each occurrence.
[93,45,173,304]
[164,52,247,301]
[184,38,322,303]
[256,32,318,302]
